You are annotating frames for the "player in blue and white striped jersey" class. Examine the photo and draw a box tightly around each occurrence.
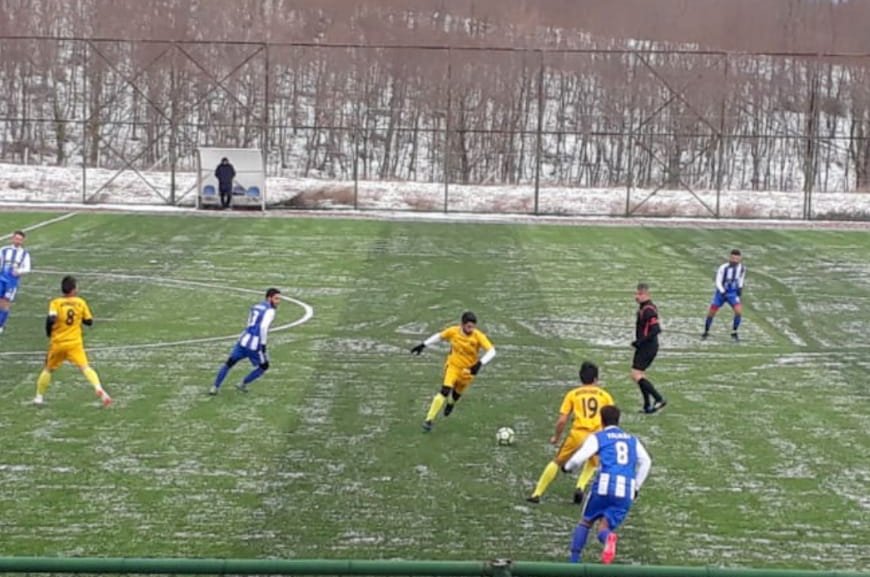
[563,405,652,565]
[209,288,281,395]
[702,249,747,341]
[0,230,32,335]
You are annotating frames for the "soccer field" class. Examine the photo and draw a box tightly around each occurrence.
[0,211,868,569]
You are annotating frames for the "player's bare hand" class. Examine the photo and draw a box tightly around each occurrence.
[548,435,559,445]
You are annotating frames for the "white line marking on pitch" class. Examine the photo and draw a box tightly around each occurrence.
[1,212,78,239]
[0,270,314,357]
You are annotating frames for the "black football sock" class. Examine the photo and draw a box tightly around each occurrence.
[639,378,663,403]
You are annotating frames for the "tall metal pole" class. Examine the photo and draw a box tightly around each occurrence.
[625,52,636,217]
[81,41,88,204]
[715,54,730,219]
[263,43,270,212]
[169,50,177,206]
[353,128,359,210]
[443,48,451,213]
[533,50,544,215]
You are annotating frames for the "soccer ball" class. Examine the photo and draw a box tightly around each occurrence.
[496,426,515,446]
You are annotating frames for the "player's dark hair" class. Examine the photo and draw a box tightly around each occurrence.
[579,361,598,384]
[265,288,281,298]
[13,230,25,238]
[636,282,650,292]
[61,275,77,295]
[731,249,742,256]
[461,311,477,324]
[600,405,621,427]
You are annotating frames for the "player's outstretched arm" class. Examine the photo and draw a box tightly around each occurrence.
[635,440,652,489]
[562,434,599,473]
[410,333,441,355]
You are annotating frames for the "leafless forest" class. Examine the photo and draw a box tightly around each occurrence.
[2,0,870,194]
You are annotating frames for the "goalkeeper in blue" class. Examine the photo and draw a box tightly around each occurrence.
[209,288,281,395]
[702,249,746,341]
[562,405,652,565]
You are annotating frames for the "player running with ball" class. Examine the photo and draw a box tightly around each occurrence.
[410,311,496,432]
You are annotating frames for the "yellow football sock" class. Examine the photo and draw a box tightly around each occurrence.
[82,366,103,394]
[425,393,447,421]
[576,460,597,490]
[36,370,52,396]
[531,461,560,498]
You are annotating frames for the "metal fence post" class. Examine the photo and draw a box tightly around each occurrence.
[353,127,359,210]
[263,42,270,211]
[443,47,452,213]
[715,53,730,219]
[625,53,636,217]
[81,40,88,204]
[169,53,177,206]
[533,50,544,215]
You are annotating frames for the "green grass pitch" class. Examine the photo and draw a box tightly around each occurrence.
[0,211,868,569]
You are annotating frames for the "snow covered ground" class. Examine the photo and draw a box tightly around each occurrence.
[1,162,870,221]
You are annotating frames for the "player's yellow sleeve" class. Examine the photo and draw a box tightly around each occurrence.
[440,326,458,341]
[48,298,60,317]
[81,298,93,322]
[601,389,615,407]
[558,390,574,416]
[475,329,493,351]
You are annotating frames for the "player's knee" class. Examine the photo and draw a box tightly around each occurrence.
[225,356,239,368]
[451,390,461,401]
[259,361,270,371]
[439,386,452,397]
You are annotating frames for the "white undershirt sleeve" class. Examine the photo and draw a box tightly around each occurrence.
[635,440,652,489]
[480,347,496,365]
[423,333,442,347]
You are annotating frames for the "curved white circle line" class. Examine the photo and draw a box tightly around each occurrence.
[0,270,314,357]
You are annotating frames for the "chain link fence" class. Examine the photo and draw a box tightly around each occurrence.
[2,36,870,219]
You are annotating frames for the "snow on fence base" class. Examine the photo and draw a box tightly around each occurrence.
[1,163,870,221]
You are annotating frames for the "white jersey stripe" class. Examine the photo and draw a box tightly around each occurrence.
[597,473,610,496]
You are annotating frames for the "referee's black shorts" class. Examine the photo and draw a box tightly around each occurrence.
[632,344,658,371]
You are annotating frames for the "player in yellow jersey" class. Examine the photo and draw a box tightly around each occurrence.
[33,276,112,407]
[527,361,614,504]
[410,311,496,432]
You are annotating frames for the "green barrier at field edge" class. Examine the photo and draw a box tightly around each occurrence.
[0,558,866,577]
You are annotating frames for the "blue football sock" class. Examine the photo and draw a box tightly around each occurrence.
[569,524,590,563]
[242,367,266,385]
[733,315,742,331]
[704,316,713,332]
[598,529,612,544]
[213,364,231,389]
[0,309,9,328]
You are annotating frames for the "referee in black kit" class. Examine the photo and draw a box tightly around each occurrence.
[631,283,667,414]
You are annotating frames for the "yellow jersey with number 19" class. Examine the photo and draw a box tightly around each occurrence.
[439,325,493,369]
[48,296,93,347]
[559,385,614,433]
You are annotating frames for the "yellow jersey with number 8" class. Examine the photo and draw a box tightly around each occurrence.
[48,296,93,347]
